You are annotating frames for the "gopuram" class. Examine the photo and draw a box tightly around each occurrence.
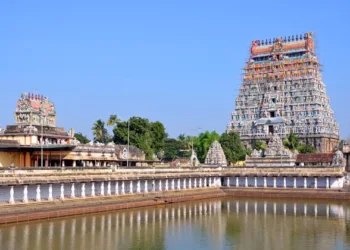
[227,32,339,153]
[205,140,227,166]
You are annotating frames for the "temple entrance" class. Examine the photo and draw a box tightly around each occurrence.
[268,125,274,135]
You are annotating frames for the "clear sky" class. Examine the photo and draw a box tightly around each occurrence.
[1,1,349,139]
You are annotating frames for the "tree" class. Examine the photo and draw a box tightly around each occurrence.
[163,138,183,159]
[74,132,90,144]
[253,141,267,151]
[219,132,246,164]
[283,132,300,152]
[113,117,167,160]
[107,114,120,127]
[193,131,220,162]
[297,144,317,154]
[92,119,110,143]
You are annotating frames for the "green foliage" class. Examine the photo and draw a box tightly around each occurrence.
[92,119,111,143]
[253,141,267,151]
[163,138,183,159]
[283,132,300,152]
[193,131,221,163]
[113,117,167,160]
[297,144,317,154]
[219,132,246,164]
[106,114,120,127]
[74,132,90,144]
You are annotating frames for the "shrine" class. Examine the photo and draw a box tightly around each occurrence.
[227,33,339,152]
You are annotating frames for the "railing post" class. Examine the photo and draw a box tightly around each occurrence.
[107,181,111,195]
[23,185,28,203]
[71,183,75,198]
[60,183,65,200]
[36,184,41,202]
[144,180,148,193]
[9,186,15,204]
[137,180,141,193]
[91,182,95,197]
[48,184,53,201]
[81,183,86,198]
[100,182,105,196]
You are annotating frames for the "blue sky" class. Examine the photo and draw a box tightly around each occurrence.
[1,1,349,139]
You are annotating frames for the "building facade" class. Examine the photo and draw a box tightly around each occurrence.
[0,93,149,167]
[227,33,339,152]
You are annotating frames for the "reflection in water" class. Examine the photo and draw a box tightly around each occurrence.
[1,198,350,250]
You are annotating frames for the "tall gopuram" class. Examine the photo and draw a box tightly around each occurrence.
[227,32,339,153]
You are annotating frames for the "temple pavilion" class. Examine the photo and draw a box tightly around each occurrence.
[0,93,151,167]
[227,32,339,153]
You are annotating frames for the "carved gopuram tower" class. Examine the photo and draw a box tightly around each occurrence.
[227,33,339,153]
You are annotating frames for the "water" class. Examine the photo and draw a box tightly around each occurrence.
[1,198,350,250]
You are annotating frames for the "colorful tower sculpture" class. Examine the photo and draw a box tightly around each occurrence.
[227,33,339,153]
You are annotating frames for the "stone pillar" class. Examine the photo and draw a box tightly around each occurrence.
[177,179,181,190]
[283,177,287,188]
[107,181,111,195]
[294,177,297,189]
[245,177,248,187]
[158,180,162,192]
[144,180,148,193]
[254,177,257,188]
[48,184,53,201]
[129,181,133,194]
[171,179,175,190]
[100,182,105,196]
[62,160,65,167]
[189,178,192,189]
[326,177,330,189]
[60,183,65,200]
[23,185,28,203]
[314,177,318,189]
[226,177,230,187]
[204,177,207,187]
[91,182,95,197]
[115,181,119,195]
[152,180,156,192]
[273,177,277,188]
[236,177,239,187]
[36,184,41,202]
[183,179,187,189]
[81,183,86,198]
[137,180,141,193]
[208,178,212,187]
[71,183,75,198]
[304,177,307,189]
[9,186,15,204]
[199,178,202,188]
[194,178,197,188]
[165,179,169,191]
[121,181,125,194]
[264,177,267,188]
[73,160,76,167]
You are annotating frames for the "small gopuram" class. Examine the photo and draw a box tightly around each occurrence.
[205,140,227,166]
[0,93,149,167]
[227,33,339,152]
[246,135,295,167]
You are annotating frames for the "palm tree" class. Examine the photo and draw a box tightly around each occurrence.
[283,132,300,152]
[107,114,120,127]
[92,119,107,143]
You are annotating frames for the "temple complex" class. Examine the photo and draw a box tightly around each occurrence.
[227,32,339,153]
[205,141,227,166]
[0,93,149,167]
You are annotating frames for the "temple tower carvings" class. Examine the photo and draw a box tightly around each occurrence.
[227,33,339,153]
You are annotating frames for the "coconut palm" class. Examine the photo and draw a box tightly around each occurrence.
[283,132,300,152]
[92,119,108,143]
[107,114,120,127]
